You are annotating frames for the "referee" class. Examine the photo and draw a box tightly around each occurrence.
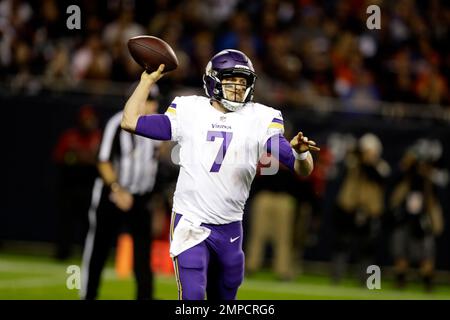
[80,92,161,300]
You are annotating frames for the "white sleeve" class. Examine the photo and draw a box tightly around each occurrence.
[261,109,285,146]
[164,96,183,142]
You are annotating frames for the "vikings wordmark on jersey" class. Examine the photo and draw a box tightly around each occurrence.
[164,95,284,225]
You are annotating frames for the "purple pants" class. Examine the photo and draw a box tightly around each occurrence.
[171,213,244,300]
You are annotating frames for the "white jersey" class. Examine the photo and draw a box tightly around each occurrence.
[165,95,284,224]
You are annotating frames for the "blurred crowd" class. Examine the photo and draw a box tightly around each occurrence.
[247,131,448,292]
[328,134,446,291]
[2,0,449,293]
[0,0,449,108]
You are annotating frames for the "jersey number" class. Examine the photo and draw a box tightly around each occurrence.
[206,130,233,172]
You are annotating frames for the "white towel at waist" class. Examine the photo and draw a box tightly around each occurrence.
[169,215,211,258]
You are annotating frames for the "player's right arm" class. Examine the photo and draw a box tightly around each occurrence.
[121,64,165,133]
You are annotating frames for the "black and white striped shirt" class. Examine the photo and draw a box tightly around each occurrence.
[98,111,161,195]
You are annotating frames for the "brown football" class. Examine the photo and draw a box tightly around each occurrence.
[127,36,179,73]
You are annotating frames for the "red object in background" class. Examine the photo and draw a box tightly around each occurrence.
[53,105,101,165]
[151,240,174,275]
[115,233,134,279]
[115,235,174,278]
[309,146,333,197]
[53,128,101,164]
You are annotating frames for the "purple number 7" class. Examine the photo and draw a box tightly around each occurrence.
[206,130,233,172]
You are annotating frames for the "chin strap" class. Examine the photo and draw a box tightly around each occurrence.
[220,99,245,112]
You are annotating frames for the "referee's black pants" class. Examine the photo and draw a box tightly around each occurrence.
[81,184,153,300]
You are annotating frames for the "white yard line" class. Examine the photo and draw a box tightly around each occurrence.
[0,278,64,289]
[0,260,118,289]
[0,262,66,273]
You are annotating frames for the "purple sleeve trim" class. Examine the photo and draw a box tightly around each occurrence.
[135,114,172,141]
[265,134,295,172]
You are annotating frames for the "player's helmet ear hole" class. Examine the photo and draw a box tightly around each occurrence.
[203,49,257,112]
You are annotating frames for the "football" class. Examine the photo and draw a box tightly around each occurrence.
[127,35,179,73]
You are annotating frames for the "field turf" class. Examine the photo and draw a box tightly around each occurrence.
[1,253,450,300]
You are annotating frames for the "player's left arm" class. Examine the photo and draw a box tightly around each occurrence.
[264,132,319,177]
[289,131,320,176]
[262,109,319,177]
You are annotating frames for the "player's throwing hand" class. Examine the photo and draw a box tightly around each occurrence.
[290,132,320,154]
[141,64,165,83]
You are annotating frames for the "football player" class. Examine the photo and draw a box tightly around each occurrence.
[121,49,319,300]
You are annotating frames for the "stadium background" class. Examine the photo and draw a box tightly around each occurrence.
[1,0,449,299]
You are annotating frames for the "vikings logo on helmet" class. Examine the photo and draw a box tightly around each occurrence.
[203,49,257,112]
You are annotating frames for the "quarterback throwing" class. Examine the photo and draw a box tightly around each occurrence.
[121,49,319,300]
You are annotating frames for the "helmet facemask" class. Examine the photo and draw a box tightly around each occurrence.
[203,50,257,112]
[219,73,255,111]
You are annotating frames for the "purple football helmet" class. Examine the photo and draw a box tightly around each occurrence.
[203,49,257,111]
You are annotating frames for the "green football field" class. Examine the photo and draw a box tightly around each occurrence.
[1,253,450,300]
